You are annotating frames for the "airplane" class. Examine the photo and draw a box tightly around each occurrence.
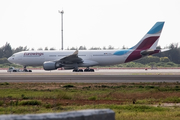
[8,22,165,72]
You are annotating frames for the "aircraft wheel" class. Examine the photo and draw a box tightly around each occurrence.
[90,69,95,72]
[78,69,83,72]
[84,69,94,72]
[84,69,88,72]
[73,69,79,72]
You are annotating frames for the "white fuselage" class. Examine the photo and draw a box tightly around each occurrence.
[8,50,130,67]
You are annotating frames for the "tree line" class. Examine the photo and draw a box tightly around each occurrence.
[0,43,117,59]
[154,43,180,64]
[0,42,180,65]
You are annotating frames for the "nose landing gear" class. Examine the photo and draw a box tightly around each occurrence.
[23,66,32,72]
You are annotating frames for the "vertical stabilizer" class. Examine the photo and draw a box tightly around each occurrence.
[125,22,165,62]
[133,22,165,50]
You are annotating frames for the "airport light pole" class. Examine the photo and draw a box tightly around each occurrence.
[58,10,64,50]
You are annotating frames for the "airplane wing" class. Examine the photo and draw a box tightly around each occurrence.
[59,50,83,64]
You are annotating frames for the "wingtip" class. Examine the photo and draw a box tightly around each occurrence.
[73,50,78,55]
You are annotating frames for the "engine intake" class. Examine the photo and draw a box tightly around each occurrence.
[43,61,63,70]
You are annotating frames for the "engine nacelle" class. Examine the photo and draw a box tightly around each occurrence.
[43,61,63,71]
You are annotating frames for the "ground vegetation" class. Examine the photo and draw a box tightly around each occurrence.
[1,82,180,119]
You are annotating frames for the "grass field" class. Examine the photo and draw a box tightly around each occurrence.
[1,82,180,120]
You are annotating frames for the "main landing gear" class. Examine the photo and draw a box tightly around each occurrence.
[72,69,83,72]
[23,66,32,72]
[72,67,95,72]
[84,68,94,72]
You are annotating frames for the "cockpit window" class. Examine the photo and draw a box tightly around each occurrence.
[12,55,15,57]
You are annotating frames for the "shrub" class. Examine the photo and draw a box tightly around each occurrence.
[19,100,41,106]
[57,92,72,100]
[44,103,52,108]
[63,84,74,88]
[166,62,176,67]
[0,58,9,64]
[5,82,9,85]
[0,101,4,106]
[148,62,156,67]
[126,62,136,67]
[101,85,109,88]
[9,100,19,106]
[135,56,160,64]
[21,94,30,99]
[0,82,9,85]
[138,85,144,88]
[156,62,165,67]
[145,86,155,89]
[164,97,180,103]
[160,57,170,62]
[89,96,97,100]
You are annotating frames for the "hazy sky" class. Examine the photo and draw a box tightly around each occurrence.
[0,0,180,50]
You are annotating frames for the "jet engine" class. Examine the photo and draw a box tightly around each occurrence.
[43,61,63,70]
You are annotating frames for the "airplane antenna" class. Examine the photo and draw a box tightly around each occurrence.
[58,10,64,50]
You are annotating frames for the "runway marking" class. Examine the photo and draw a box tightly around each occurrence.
[0,75,180,83]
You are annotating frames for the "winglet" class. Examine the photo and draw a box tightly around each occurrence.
[73,50,78,56]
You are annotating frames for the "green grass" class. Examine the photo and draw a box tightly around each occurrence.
[0,104,172,117]
[164,97,180,103]
[0,89,54,99]
[1,82,180,119]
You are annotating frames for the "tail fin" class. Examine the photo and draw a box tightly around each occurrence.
[132,22,165,50]
[125,22,165,62]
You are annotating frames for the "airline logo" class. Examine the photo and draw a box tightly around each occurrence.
[24,52,44,57]
[124,22,164,63]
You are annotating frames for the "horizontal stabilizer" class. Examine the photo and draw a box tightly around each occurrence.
[140,49,155,56]
[160,49,170,52]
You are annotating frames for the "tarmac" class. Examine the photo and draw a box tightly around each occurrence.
[0,69,180,83]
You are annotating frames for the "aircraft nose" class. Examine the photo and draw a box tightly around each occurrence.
[7,57,12,62]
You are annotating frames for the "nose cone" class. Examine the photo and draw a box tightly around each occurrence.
[8,57,12,63]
